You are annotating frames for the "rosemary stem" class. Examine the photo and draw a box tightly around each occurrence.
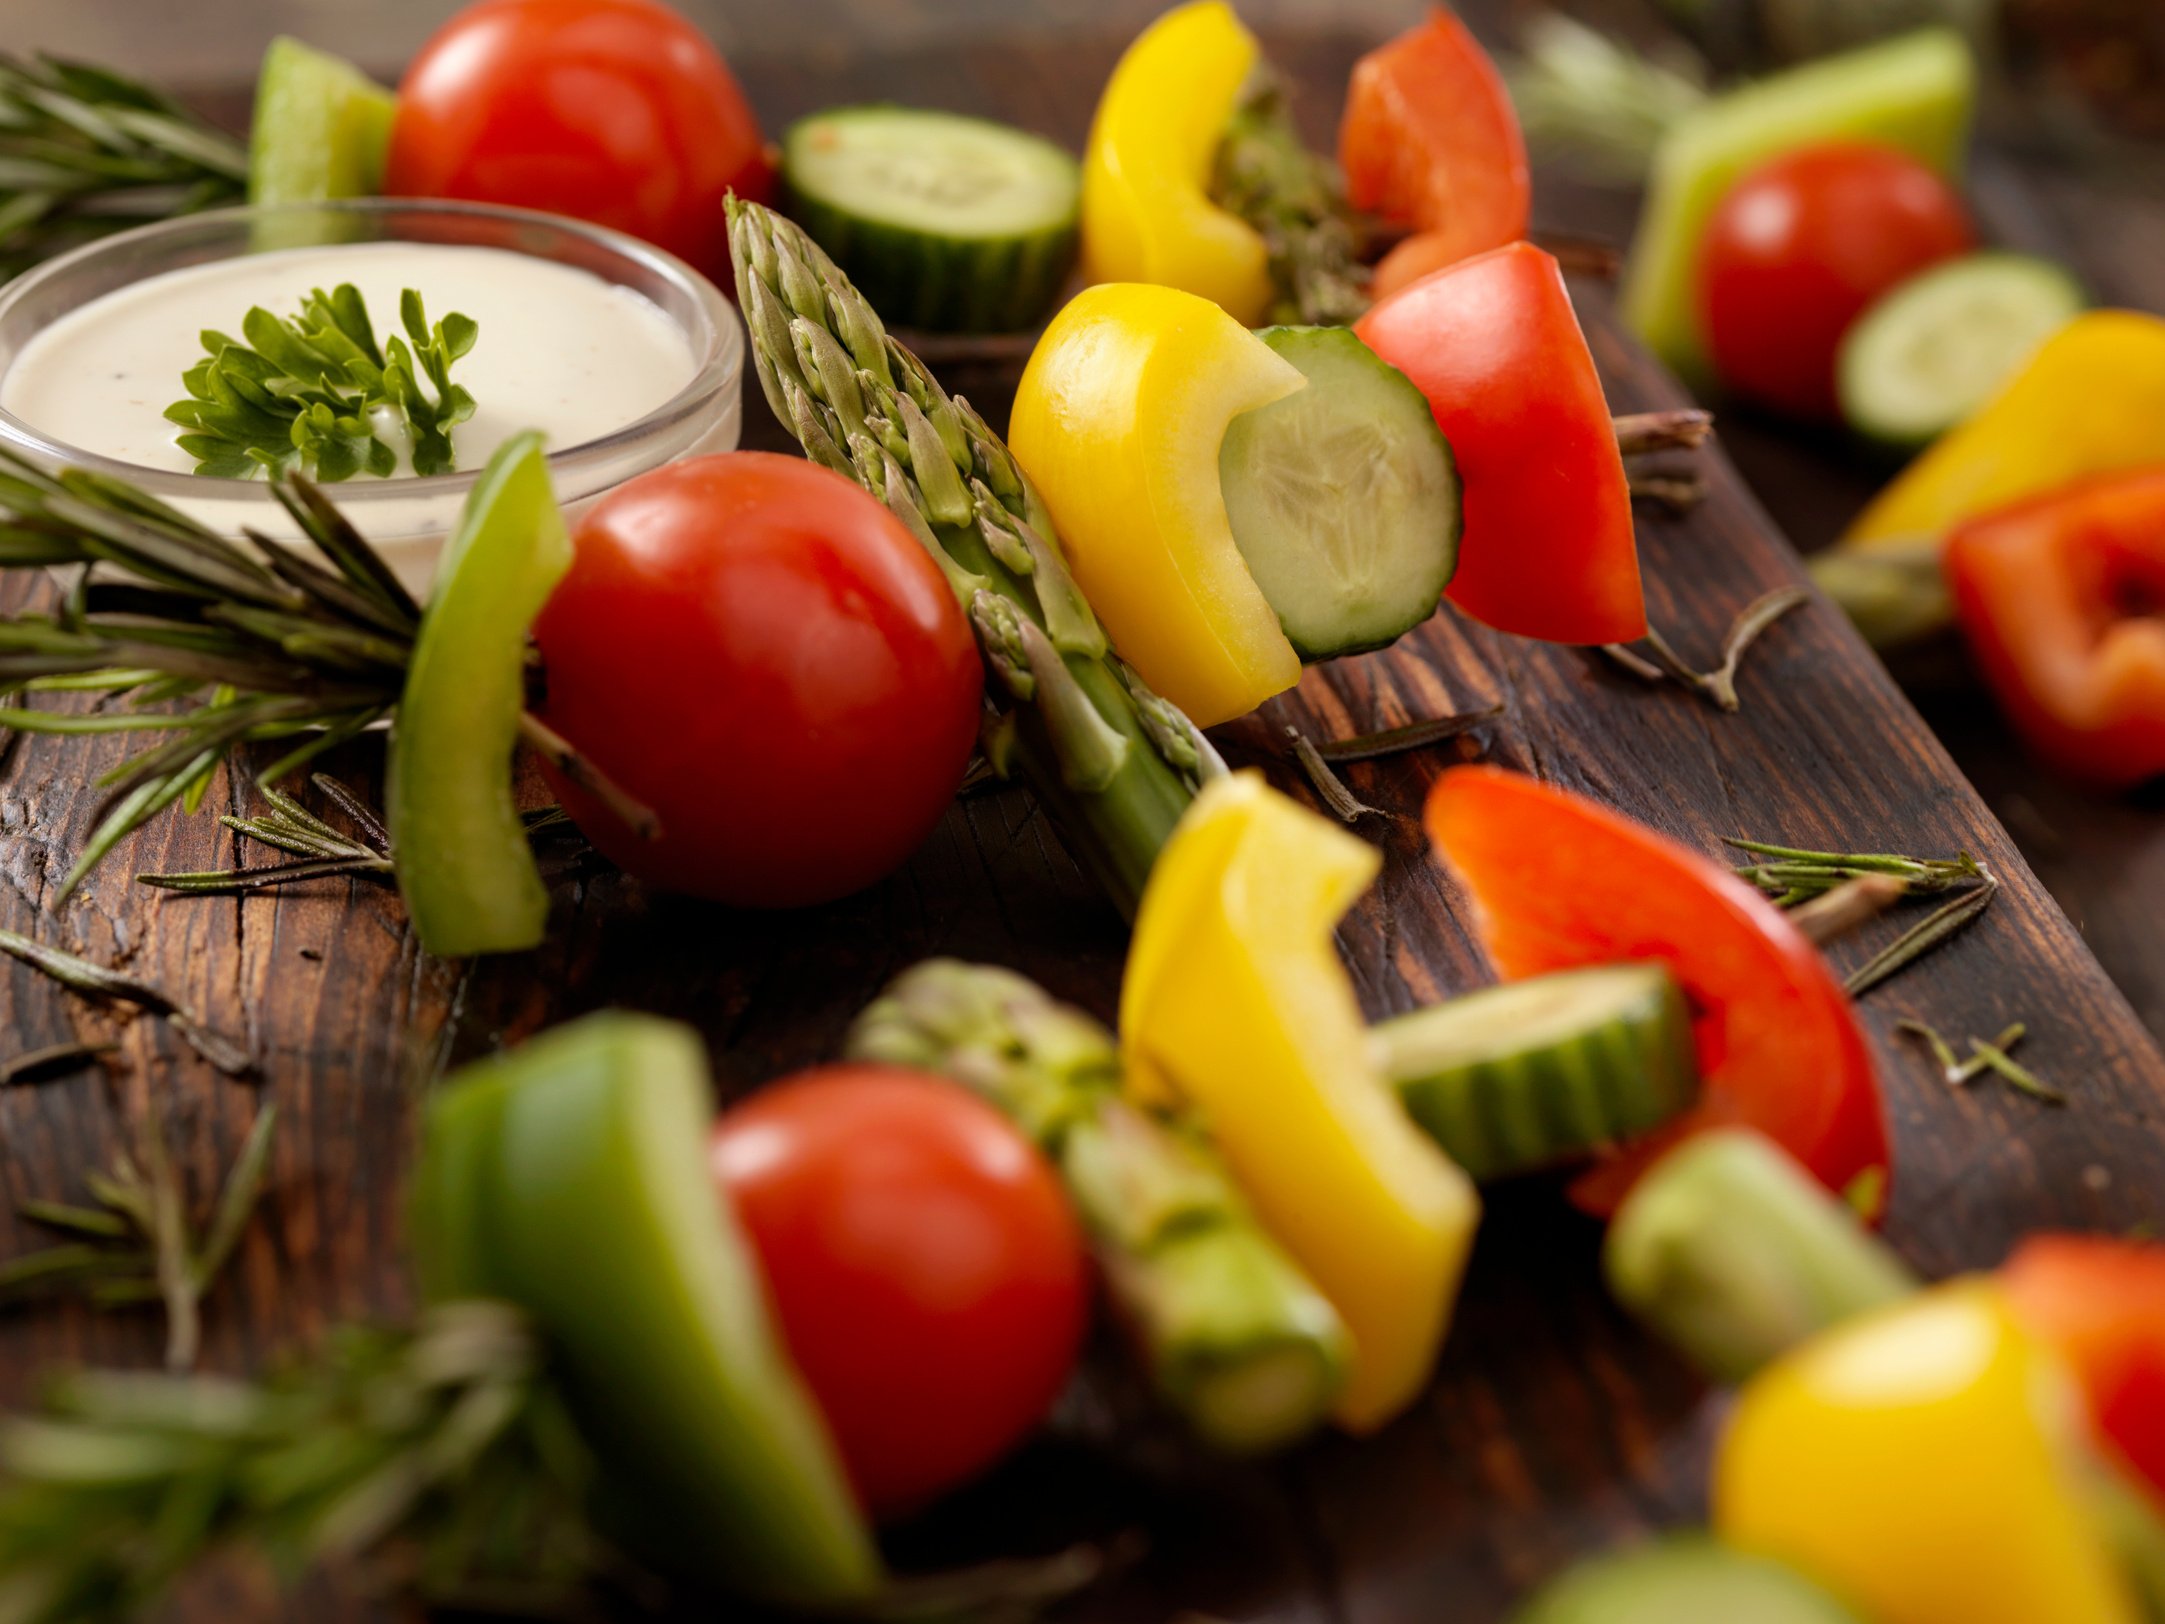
[515,711,661,842]
[1787,875,1910,945]
[1613,409,1713,456]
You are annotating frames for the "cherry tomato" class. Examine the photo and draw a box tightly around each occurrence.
[1338,6,1529,289]
[1423,766,1890,1218]
[1698,142,1972,419]
[711,1066,1090,1516]
[532,452,982,908]
[385,0,775,279]
[1355,243,1644,646]
[2003,1235,2165,1498]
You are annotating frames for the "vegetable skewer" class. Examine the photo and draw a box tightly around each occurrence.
[846,957,1351,1455]
[726,197,1221,917]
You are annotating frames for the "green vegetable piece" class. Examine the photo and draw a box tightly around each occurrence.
[388,432,566,956]
[1621,29,1976,381]
[1220,325,1461,662]
[1838,252,2086,448]
[1514,1534,1867,1623]
[781,106,1081,334]
[247,37,397,205]
[1375,965,1698,1183]
[1605,1128,1918,1385]
[410,1011,882,1605]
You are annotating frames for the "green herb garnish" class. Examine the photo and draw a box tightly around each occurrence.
[166,284,478,481]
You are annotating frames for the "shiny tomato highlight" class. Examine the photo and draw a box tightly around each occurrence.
[711,1066,1090,1517]
[1697,141,1972,419]
[532,452,982,908]
[385,0,775,278]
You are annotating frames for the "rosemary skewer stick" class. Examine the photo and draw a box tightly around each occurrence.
[1597,587,1810,713]
[1612,409,1714,456]
[1315,706,1503,762]
[1285,727,1383,822]
[1787,875,1910,945]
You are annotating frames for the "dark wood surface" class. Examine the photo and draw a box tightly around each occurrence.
[0,10,2163,1624]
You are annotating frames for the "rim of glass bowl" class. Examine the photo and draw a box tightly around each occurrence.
[0,197,744,506]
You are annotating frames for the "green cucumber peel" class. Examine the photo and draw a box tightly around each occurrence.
[248,37,397,206]
[388,431,566,957]
[412,1011,882,1604]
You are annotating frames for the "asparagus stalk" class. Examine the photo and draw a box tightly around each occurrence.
[846,959,1350,1454]
[725,198,1221,918]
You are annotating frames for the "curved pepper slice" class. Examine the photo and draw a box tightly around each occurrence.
[1943,467,2165,789]
[1120,770,1480,1433]
[1010,282,1304,727]
[2004,1235,2165,1501]
[1715,1282,2145,1624]
[1081,0,1273,325]
[1844,312,2165,552]
[1338,6,1530,299]
[1423,766,1888,1219]
[1356,243,1644,645]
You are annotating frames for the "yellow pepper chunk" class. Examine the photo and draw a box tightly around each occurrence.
[1715,1280,2143,1624]
[1120,771,1480,1431]
[1010,283,1304,728]
[1081,0,1274,324]
[1844,311,2165,551]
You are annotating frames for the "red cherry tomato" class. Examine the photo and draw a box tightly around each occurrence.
[1698,141,1972,419]
[711,1066,1090,1516]
[532,452,982,908]
[1339,6,1529,288]
[1423,766,1890,1219]
[2002,1234,2165,1498]
[1355,243,1645,646]
[385,0,775,279]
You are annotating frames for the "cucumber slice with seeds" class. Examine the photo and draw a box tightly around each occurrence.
[1373,964,1697,1184]
[782,106,1081,334]
[1220,326,1460,661]
[1838,252,2085,448]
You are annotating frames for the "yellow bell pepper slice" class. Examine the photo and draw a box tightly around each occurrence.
[1120,770,1480,1432]
[1844,311,2165,551]
[1010,282,1304,728]
[1715,1279,2144,1624]
[1082,0,1274,325]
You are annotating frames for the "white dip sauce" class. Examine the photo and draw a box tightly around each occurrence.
[0,241,698,476]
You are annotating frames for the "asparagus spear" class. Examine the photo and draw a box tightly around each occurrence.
[725,198,1221,918]
[846,959,1350,1454]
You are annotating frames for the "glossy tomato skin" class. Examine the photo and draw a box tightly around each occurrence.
[1423,766,1890,1218]
[532,452,981,908]
[2002,1236,2165,1498]
[711,1066,1090,1517]
[385,0,774,279]
[1698,141,1972,419]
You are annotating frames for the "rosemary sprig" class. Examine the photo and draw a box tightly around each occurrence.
[1841,880,2000,999]
[166,285,478,481]
[1898,1019,2063,1104]
[1600,586,1810,712]
[0,1300,606,1621]
[0,56,247,283]
[0,926,250,1074]
[1,1105,275,1369]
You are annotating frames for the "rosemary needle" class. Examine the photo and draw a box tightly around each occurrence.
[0,927,251,1075]
[1599,586,1810,713]
[1969,1036,2065,1105]
[0,1040,114,1086]
[1315,706,1504,762]
[1843,879,1999,999]
[1286,727,1383,822]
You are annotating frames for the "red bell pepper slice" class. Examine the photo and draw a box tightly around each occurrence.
[1338,6,1529,289]
[2002,1235,2165,1498]
[1354,243,1645,646]
[1944,467,2165,790]
[1422,766,1890,1218]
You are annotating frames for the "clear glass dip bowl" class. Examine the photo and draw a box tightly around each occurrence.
[0,198,744,594]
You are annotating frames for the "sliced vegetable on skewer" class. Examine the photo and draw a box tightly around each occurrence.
[1514,1536,1867,1624]
[1122,771,1479,1433]
[2003,1236,2165,1501]
[247,37,396,205]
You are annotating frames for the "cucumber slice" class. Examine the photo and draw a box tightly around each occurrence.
[411,1012,881,1604]
[247,37,397,205]
[388,433,569,957]
[1514,1535,1866,1624]
[1838,252,2085,448]
[1219,326,1460,661]
[1606,1128,1918,1385]
[1373,964,1697,1184]
[781,106,1081,333]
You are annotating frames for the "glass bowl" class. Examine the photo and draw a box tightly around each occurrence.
[0,198,744,593]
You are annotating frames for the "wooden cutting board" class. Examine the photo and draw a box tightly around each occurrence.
[0,16,2159,1623]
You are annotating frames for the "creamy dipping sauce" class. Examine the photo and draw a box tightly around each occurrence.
[0,241,699,477]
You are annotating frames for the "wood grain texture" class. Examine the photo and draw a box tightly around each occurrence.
[0,14,2159,1624]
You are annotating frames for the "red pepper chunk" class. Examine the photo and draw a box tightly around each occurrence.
[1355,244,1646,646]
[2002,1235,2165,1499]
[1423,766,1890,1219]
[1338,5,1529,295]
[1945,467,2165,790]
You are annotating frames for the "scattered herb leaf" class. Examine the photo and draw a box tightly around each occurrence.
[0,926,251,1074]
[1286,727,1383,822]
[0,1040,113,1087]
[1842,879,1999,999]
[1599,586,1809,713]
[1315,705,1504,762]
